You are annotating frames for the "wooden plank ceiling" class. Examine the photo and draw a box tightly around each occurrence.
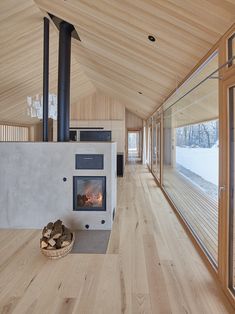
[1,0,235,124]
[0,0,94,125]
[164,52,220,127]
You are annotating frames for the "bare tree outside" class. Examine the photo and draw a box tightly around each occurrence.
[176,119,219,148]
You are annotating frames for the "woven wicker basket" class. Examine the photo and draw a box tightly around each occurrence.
[40,232,75,260]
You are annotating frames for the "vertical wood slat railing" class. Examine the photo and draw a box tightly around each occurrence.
[0,124,29,141]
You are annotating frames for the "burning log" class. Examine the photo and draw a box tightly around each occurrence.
[77,194,88,207]
[77,192,103,208]
[40,220,73,250]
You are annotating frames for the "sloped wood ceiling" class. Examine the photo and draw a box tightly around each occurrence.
[0,0,94,125]
[34,0,235,119]
[1,1,235,124]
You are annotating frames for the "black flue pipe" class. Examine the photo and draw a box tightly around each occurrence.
[43,17,49,142]
[57,21,74,142]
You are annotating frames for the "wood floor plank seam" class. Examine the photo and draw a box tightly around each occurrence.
[0,164,234,313]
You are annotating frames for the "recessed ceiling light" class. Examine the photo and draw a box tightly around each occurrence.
[148,35,156,42]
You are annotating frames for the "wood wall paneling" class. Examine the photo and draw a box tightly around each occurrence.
[70,91,125,121]
[126,109,143,129]
[54,92,126,152]
[0,124,29,141]
[29,119,53,141]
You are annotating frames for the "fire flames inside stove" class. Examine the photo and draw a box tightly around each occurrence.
[75,177,105,210]
[77,192,103,208]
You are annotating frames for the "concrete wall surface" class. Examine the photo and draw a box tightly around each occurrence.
[0,142,116,230]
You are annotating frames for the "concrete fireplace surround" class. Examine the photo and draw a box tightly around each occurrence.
[0,142,116,230]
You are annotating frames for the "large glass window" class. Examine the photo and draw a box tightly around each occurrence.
[176,120,219,199]
[152,121,156,172]
[152,119,161,182]
[163,54,219,264]
[147,123,152,168]
[228,33,235,67]
[156,121,161,181]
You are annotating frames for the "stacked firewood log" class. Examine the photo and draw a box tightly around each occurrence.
[40,220,72,250]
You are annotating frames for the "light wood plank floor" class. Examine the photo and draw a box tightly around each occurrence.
[163,168,218,262]
[0,164,234,313]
